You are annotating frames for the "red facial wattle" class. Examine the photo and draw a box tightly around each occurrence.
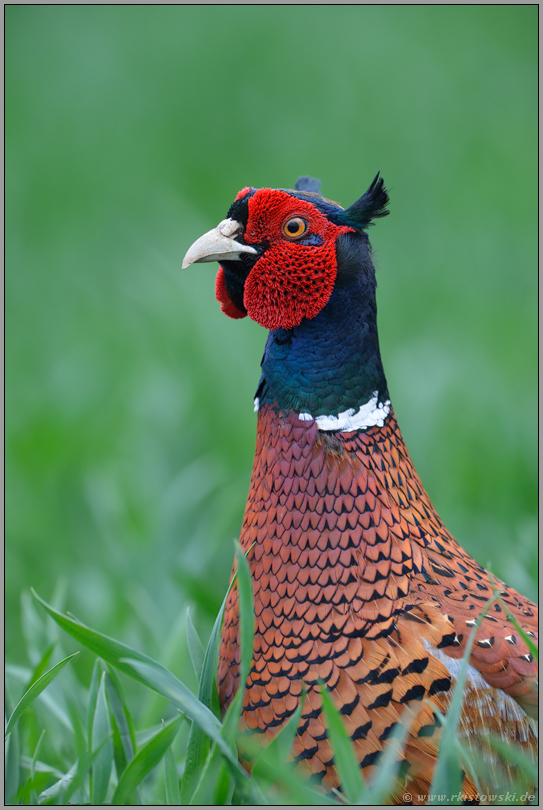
[215,266,247,319]
[238,189,352,330]
[234,186,256,201]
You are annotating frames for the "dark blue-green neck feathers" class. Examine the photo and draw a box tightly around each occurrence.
[256,231,388,416]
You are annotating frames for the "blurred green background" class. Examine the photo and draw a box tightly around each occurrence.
[6,6,537,671]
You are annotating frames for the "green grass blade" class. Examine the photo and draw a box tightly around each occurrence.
[365,710,414,804]
[105,668,136,762]
[15,731,46,807]
[455,739,491,807]
[219,543,255,748]
[429,595,496,805]
[87,658,103,749]
[105,669,139,803]
[91,671,113,805]
[236,542,255,699]
[179,568,237,803]
[319,681,366,804]
[179,665,221,799]
[26,643,56,688]
[32,588,232,770]
[38,742,107,806]
[179,721,213,803]
[30,728,46,784]
[190,743,258,807]
[198,565,239,714]
[124,658,237,766]
[186,608,205,683]
[32,589,181,688]
[501,609,538,661]
[252,696,304,776]
[5,652,78,738]
[247,750,338,806]
[497,603,538,661]
[189,744,229,806]
[213,759,236,806]
[37,760,79,805]
[4,712,21,804]
[13,730,47,805]
[250,699,304,800]
[20,590,50,667]
[181,544,257,803]
[20,756,64,779]
[164,743,181,805]
[111,714,184,805]
[61,741,113,806]
[218,674,241,744]
[484,573,539,661]
[486,735,538,784]
[190,542,256,804]
[429,711,464,801]
[242,695,332,805]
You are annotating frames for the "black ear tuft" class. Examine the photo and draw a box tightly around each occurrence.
[295,176,322,194]
[335,173,390,230]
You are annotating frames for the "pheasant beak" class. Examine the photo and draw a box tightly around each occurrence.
[182,218,258,269]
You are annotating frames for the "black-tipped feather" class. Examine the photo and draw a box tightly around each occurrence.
[333,173,390,231]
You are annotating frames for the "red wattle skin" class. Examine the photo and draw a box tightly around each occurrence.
[215,266,247,319]
[241,190,353,331]
[234,187,256,201]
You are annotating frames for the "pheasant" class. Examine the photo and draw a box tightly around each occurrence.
[182,175,538,803]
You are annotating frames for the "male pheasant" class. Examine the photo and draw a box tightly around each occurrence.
[183,176,538,803]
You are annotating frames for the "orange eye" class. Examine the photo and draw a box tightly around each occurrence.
[282,216,309,239]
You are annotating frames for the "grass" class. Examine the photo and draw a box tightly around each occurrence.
[5,575,537,805]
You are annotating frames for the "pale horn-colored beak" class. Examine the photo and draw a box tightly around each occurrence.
[182,218,258,269]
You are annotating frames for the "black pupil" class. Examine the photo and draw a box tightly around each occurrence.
[287,219,302,234]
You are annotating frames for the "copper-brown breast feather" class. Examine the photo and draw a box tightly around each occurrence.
[218,405,538,802]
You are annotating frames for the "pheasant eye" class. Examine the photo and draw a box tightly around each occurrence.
[282,216,309,239]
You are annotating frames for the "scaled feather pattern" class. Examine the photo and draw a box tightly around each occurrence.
[183,175,537,804]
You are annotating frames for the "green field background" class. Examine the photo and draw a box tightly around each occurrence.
[6,6,537,673]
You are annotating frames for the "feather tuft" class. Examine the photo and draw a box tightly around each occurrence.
[335,173,390,230]
[295,176,322,194]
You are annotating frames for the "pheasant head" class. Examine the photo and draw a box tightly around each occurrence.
[183,175,391,422]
